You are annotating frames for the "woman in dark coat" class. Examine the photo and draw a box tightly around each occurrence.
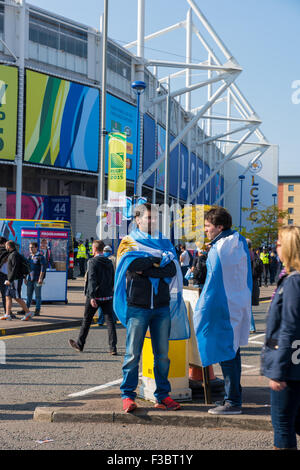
[261,226,300,449]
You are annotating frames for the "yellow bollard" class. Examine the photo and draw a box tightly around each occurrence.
[138,302,192,403]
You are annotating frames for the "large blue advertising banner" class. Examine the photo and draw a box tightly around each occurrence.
[204,162,211,205]
[169,135,179,197]
[190,152,197,197]
[156,124,166,192]
[196,157,204,204]
[180,144,189,201]
[143,114,156,188]
[106,92,137,181]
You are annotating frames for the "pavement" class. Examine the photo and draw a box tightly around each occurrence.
[1,277,276,430]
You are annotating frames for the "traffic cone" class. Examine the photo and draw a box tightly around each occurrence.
[189,364,216,381]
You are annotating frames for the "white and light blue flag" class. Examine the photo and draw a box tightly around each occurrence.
[193,230,252,366]
[113,228,190,340]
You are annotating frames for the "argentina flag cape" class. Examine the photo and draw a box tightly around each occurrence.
[113,228,190,340]
[193,229,252,366]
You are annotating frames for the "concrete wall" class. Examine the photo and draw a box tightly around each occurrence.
[70,195,98,240]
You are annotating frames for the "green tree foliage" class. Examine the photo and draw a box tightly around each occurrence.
[241,205,289,248]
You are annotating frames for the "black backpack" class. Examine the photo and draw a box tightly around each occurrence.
[193,255,207,285]
[19,254,31,277]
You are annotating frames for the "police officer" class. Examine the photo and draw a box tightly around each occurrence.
[260,247,270,287]
[76,240,87,277]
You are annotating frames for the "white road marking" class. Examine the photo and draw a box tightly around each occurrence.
[248,333,265,341]
[68,373,143,398]
[68,378,123,397]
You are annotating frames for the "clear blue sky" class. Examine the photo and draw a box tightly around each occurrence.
[28,0,300,176]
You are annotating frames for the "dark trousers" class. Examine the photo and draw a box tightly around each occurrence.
[271,381,300,449]
[0,272,7,313]
[77,297,117,352]
[263,264,269,285]
[219,348,242,407]
[78,258,86,276]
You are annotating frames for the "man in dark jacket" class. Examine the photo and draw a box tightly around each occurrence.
[68,239,117,355]
[0,237,8,314]
[0,240,34,321]
[117,203,181,413]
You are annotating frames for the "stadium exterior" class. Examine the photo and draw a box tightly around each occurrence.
[0,0,278,239]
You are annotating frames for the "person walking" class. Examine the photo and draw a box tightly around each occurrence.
[25,242,46,316]
[194,207,252,415]
[191,248,207,291]
[0,240,34,321]
[76,240,87,277]
[260,247,270,287]
[261,226,300,450]
[68,239,117,355]
[0,237,8,314]
[113,203,190,413]
[179,244,190,287]
[269,250,278,285]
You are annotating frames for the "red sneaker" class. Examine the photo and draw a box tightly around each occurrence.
[155,396,181,410]
[122,398,137,413]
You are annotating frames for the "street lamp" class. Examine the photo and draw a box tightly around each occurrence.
[239,175,245,232]
[131,80,146,200]
[272,193,277,206]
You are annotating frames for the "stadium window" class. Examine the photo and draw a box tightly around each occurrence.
[288,196,294,203]
[29,12,87,59]
[288,184,294,191]
[288,207,294,214]
[288,219,294,225]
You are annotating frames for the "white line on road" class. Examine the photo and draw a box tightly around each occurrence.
[248,333,265,341]
[68,377,123,397]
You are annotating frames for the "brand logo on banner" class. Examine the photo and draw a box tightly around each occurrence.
[107,132,127,207]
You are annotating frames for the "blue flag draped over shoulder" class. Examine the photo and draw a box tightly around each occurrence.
[113,228,190,340]
[193,230,252,366]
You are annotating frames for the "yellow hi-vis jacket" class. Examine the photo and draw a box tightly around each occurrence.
[77,244,87,259]
[260,252,269,264]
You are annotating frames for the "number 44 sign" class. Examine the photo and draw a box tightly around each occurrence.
[47,196,71,221]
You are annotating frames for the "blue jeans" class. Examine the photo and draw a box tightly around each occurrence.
[120,305,171,402]
[219,348,242,407]
[26,280,42,311]
[271,381,300,448]
[250,308,256,332]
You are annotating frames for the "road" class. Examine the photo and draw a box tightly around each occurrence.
[0,301,289,452]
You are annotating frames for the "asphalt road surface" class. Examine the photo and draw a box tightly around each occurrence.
[0,303,293,452]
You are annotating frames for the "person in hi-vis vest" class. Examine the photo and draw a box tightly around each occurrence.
[260,247,270,287]
[77,241,87,277]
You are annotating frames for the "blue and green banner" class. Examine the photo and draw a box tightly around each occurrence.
[24,70,100,172]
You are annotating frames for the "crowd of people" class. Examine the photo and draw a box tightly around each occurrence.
[0,238,46,321]
[0,203,299,449]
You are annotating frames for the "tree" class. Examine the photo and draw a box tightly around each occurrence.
[242,205,289,248]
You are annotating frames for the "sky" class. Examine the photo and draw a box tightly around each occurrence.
[27,0,300,176]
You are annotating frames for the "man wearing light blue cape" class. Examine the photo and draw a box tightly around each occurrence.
[114,203,190,413]
[193,207,252,415]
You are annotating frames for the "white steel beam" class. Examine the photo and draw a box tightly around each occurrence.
[124,21,186,49]
[186,0,234,61]
[187,125,258,203]
[137,72,239,195]
[195,123,256,146]
[147,71,234,107]
[145,59,242,73]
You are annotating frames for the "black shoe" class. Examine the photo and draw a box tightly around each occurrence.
[68,339,82,352]
[110,350,118,356]
[34,310,40,316]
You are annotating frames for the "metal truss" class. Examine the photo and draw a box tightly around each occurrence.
[125,0,271,204]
